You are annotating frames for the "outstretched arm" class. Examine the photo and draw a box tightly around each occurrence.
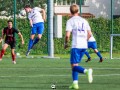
[41,9,46,21]
[18,32,24,45]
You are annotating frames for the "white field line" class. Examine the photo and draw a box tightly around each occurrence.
[0,74,120,78]
[0,67,120,70]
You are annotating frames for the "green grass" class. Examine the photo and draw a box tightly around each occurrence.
[0,57,120,90]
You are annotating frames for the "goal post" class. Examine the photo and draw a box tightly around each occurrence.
[110,34,120,59]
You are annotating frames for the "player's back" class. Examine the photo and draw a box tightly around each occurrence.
[66,16,91,49]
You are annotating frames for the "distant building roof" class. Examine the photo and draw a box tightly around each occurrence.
[54,13,95,18]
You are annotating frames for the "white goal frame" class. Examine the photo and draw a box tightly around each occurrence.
[110,34,120,59]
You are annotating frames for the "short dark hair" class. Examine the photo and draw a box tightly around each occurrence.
[7,20,13,23]
[24,4,31,8]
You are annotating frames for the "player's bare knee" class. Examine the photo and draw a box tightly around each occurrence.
[94,49,98,53]
[71,64,78,68]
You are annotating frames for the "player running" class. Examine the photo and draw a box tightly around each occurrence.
[85,33,103,62]
[64,4,93,89]
[24,5,46,56]
[0,20,24,64]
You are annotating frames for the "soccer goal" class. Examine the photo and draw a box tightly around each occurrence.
[110,34,120,59]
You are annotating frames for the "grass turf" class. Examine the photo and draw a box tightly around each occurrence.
[0,57,120,90]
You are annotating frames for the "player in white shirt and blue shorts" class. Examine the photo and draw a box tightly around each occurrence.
[64,4,93,89]
[24,5,46,56]
[85,34,103,62]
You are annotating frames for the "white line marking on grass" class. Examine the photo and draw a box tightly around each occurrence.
[0,74,120,78]
[0,67,120,70]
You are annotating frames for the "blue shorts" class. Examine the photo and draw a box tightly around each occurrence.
[88,42,97,49]
[31,22,44,34]
[70,48,86,64]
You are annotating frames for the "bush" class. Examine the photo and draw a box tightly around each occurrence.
[0,17,120,55]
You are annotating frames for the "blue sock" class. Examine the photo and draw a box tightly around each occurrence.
[31,38,40,49]
[28,39,33,51]
[96,52,102,59]
[85,51,91,59]
[72,70,78,81]
[73,66,85,73]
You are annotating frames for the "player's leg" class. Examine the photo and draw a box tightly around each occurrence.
[85,42,91,62]
[11,49,16,64]
[85,50,91,62]
[26,25,37,56]
[94,49,103,62]
[92,42,103,62]
[10,42,16,64]
[31,22,44,49]
[69,49,93,89]
[0,43,9,60]
[31,34,42,49]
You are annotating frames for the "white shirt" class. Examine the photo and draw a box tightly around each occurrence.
[66,16,91,49]
[88,34,96,42]
[28,7,44,24]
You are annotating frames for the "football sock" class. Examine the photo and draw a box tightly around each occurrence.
[96,52,102,59]
[28,38,33,51]
[73,66,85,73]
[0,49,5,58]
[73,80,78,84]
[31,37,40,49]
[12,53,16,61]
[72,70,78,81]
[84,69,88,74]
[85,51,91,59]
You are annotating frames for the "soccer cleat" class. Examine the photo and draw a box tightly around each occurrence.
[26,50,30,56]
[12,61,16,64]
[85,57,91,62]
[69,83,79,89]
[99,58,103,62]
[86,68,93,83]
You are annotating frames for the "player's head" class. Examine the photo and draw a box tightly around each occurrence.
[24,5,31,13]
[7,20,13,28]
[70,4,79,15]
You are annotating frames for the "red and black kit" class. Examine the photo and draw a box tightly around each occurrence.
[3,27,19,49]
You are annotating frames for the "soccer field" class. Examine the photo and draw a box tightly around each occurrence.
[0,57,120,90]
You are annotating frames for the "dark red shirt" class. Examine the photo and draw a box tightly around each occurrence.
[3,27,19,42]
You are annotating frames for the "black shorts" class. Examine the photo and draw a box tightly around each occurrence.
[5,41,16,49]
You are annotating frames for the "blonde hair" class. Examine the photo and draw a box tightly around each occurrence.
[70,4,79,15]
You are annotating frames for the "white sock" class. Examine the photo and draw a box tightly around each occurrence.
[84,69,88,74]
[73,80,78,84]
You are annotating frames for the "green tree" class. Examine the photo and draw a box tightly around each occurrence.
[0,0,47,16]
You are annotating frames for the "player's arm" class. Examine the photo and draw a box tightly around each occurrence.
[29,19,33,27]
[28,13,33,27]
[85,20,92,40]
[14,29,24,45]
[0,37,2,43]
[87,30,92,40]
[2,29,5,39]
[64,20,72,49]
[1,29,5,44]
[64,31,71,49]
[18,32,24,45]
[40,9,46,21]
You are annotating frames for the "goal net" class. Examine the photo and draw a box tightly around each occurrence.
[110,34,120,59]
